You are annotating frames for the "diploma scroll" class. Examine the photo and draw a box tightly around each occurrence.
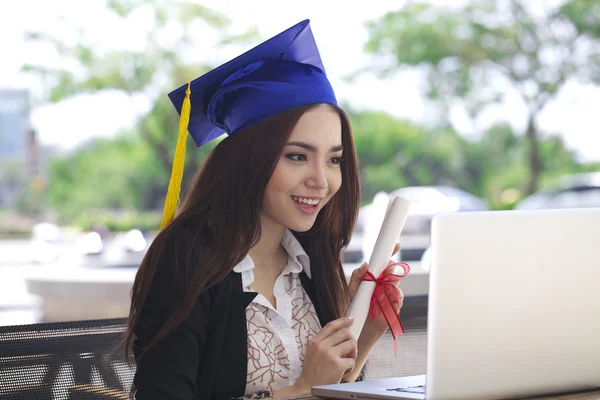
[346,196,412,340]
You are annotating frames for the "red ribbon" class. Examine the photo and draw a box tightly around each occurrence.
[362,261,410,355]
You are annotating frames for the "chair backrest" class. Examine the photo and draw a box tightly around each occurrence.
[363,329,427,380]
[0,315,428,399]
[363,296,428,380]
[0,318,134,400]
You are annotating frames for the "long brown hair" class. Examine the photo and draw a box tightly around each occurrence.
[124,103,360,359]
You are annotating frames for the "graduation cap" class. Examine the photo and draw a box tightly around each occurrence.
[160,19,337,229]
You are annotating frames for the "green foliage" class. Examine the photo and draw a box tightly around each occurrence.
[21,0,257,223]
[559,0,600,38]
[74,209,161,233]
[350,108,479,201]
[47,135,157,219]
[349,109,591,209]
[16,0,600,225]
[34,105,597,222]
[361,0,600,194]
[23,1,260,102]
[15,184,46,216]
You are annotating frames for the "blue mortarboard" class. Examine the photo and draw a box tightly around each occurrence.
[168,19,337,147]
[160,19,337,229]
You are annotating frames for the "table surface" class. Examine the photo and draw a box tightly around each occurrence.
[306,389,600,399]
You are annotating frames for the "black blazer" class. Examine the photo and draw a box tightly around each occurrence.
[131,235,328,399]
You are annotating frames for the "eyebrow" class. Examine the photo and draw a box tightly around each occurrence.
[286,141,343,152]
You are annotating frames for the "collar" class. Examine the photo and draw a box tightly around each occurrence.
[233,229,312,287]
[281,229,311,278]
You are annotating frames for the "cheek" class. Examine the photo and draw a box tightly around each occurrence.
[329,169,343,195]
[265,163,291,195]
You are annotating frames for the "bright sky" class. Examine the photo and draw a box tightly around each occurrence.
[1,0,599,161]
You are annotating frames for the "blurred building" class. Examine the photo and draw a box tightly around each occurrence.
[0,88,41,208]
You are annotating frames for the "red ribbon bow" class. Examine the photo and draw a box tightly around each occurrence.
[362,261,410,355]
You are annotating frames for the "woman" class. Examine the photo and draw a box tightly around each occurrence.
[125,20,403,399]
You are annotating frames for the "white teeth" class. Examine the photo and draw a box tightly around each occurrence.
[292,196,320,205]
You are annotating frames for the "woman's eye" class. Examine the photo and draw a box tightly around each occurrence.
[286,153,307,162]
[329,156,343,165]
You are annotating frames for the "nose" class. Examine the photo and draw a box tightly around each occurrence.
[305,162,328,190]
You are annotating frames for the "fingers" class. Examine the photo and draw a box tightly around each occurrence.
[339,356,356,373]
[338,341,358,381]
[307,317,358,373]
[341,338,358,361]
[348,262,368,298]
[392,242,401,256]
[331,339,358,360]
[397,288,404,308]
[312,317,354,344]
[384,286,404,311]
[350,262,368,280]
[317,322,357,359]
[322,326,354,348]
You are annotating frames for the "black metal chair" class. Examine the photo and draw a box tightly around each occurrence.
[0,298,428,399]
[362,296,428,380]
[0,318,134,400]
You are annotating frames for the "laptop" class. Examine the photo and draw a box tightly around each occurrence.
[312,208,600,399]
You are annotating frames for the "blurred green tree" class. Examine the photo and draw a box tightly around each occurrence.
[349,108,471,201]
[20,0,598,221]
[21,0,259,217]
[47,135,157,218]
[43,103,593,218]
[349,107,589,208]
[360,0,600,195]
[0,160,28,209]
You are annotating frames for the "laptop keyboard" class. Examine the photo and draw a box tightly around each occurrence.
[387,385,426,394]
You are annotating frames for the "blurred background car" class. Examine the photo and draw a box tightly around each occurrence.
[121,229,148,253]
[392,186,488,261]
[29,223,61,264]
[516,172,600,211]
[343,204,371,264]
[76,231,104,256]
[343,185,488,264]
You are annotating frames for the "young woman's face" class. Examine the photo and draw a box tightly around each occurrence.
[262,105,343,233]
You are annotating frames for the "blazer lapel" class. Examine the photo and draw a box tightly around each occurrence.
[213,273,257,398]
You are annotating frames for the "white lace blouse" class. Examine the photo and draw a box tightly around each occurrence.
[232,229,322,396]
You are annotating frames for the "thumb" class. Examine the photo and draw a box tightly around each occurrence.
[392,242,401,256]
[348,262,369,300]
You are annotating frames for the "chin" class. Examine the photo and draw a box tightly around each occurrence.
[286,218,318,233]
[291,225,313,233]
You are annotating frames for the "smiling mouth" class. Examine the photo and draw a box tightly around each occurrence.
[291,195,322,208]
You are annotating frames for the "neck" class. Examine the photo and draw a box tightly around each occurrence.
[248,215,287,275]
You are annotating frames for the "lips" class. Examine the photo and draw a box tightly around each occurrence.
[290,195,323,215]
[291,195,321,206]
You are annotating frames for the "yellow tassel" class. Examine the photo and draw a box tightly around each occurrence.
[160,82,192,230]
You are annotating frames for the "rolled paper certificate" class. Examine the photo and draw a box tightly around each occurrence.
[362,192,392,263]
[347,196,412,340]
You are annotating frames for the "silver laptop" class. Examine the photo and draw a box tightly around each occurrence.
[313,208,600,399]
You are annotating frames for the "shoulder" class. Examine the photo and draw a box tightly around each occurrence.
[140,221,209,309]
[146,220,239,301]
[135,221,234,337]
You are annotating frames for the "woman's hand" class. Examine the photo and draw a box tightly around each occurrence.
[347,243,405,337]
[290,317,358,395]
